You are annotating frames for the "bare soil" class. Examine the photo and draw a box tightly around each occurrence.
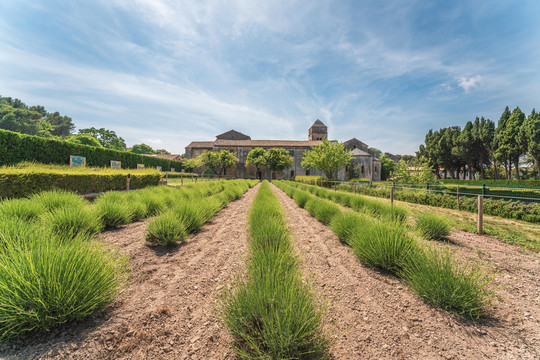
[0,184,259,360]
[270,183,539,360]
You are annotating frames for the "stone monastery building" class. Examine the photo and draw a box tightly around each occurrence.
[185,120,381,181]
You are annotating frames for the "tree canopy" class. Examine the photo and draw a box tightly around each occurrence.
[78,127,127,151]
[129,143,154,154]
[196,150,238,175]
[301,139,352,178]
[67,134,103,148]
[263,148,293,172]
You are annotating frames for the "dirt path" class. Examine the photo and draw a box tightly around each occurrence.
[271,183,539,360]
[1,184,259,360]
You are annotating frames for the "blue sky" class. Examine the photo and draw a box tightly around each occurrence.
[1,1,539,155]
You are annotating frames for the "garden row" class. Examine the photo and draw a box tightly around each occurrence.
[0,180,257,341]
[220,181,330,359]
[336,182,540,223]
[275,181,495,319]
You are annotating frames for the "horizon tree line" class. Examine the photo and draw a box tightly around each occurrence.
[417,106,540,180]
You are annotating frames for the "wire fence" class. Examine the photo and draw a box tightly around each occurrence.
[297,179,540,204]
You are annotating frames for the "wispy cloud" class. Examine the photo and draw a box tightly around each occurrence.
[458,75,482,93]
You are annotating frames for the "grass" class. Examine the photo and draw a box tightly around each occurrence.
[415,213,451,241]
[42,206,103,240]
[220,180,330,359]
[146,211,188,246]
[94,199,132,229]
[401,246,495,319]
[0,198,44,221]
[293,191,311,208]
[31,189,86,212]
[0,228,128,341]
[304,198,341,225]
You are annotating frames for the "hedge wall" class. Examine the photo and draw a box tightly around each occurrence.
[0,168,161,198]
[0,129,184,171]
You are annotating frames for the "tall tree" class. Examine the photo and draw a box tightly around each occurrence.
[379,155,395,181]
[494,106,512,179]
[476,117,495,179]
[263,148,292,178]
[0,105,51,136]
[67,134,103,147]
[246,148,267,179]
[301,139,352,179]
[78,127,127,150]
[197,150,238,176]
[505,107,526,179]
[46,112,75,137]
[520,109,540,177]
[129,143,155,154]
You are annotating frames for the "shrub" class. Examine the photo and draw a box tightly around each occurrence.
[0,216,46,251]
[170,201,207,233]
[146,211,188,246]
[42,206,102,240]
[416,213,451,240]
[137,192,166,216]
[31,189,86,212]
[126,200,148,221]
[0,233,128,340]
[292,191,311,208]
[401,246,495,319]
[348,221,417,274]
[0,198,44,221]
[94,199,132,229]
[329,212,367,244]
[305,198,341,225]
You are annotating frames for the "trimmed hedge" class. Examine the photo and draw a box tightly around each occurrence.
[0,129,184,170]
[0,167,161,198]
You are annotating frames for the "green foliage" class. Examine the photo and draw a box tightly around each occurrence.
[401,247,495,318]
[0,198,44,221]
[67,134,103,147]
[94,199,132,229]
[220,181,330,359]
[43,206,102,240]
[304,198,341,225]
[0,229,128,341]
[0,163,161,199]
[292,191,311,208]
[380,155,395,181]
[196,150,239,175]
[146,211,188,246]
[129,143,154,154]
[245,148,266,170]
[329,212,367,244]
[301,139,352,178]
[78,127,127,151]
[263,148,292,172]
[0,129,183,170]
[415,213,450,240]
[392,159,436,183]
[31,189,86,212]
[348,221,418,274]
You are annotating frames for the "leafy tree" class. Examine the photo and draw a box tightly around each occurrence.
[129,143,154,154]
[475,117,495,179]
[154,149,171,154]
[302,139,352,179]
[392,159,436,183]
[46,112,75,137]
[504,107,526,179]
[197,150,238,176]
[0,105,51,136]
[379,155,395,181]
[67,134,103,147]
[263,148,292,177]
[79,127,127,150]
[520,109,540,177]
[494,106,512,179]
[368,147,382,157]
[246,148,267,178]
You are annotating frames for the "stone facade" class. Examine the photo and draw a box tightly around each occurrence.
[185,120,381,181]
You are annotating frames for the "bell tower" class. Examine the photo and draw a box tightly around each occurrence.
[308,119,327,141]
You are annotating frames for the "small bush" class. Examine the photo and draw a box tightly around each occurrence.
[94,200,132,229]
[0,216,47,251]
[329,212,367,244]
[292,191,311,208]
[170,201,207,233]
[43,206,102,240]
[401,246,495,319]
[146,211,188,246]
[137,193,166,216]
[305,198,341,225]
[416,213,451,240]
[0,234,128,340]
[0,198,44,221]
[348,221,417,274]
[127,200,148,221]
[31,189,86,212]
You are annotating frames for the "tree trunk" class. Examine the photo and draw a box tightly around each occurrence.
[515,158,520,180]
[536,157,540,180]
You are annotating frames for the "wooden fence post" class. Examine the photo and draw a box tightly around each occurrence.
[126,174,131,191]
[457,185,460,210]
[477,195,483,235]
[354,182,357,194]
[390,186,394,206]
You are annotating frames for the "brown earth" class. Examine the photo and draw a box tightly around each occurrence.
[0,183,260,360]
[1,181,538,359]
[270,183,539,360]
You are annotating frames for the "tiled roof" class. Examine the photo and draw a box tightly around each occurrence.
[311,119,326,127]
[185,141,215,148]
[213,139,323,147]
[143,154,183,161]
[350,148,371,156]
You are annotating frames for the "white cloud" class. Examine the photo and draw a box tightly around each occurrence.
[143,138,163,145]
[457,75,482,93]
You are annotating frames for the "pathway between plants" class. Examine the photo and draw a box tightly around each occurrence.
[1,183,260,360]
[270,183,539,360]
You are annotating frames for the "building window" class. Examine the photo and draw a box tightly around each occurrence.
[361,165,365,174]
[375,166,378,175]
[289,150,294,157]
[306,169,310,176]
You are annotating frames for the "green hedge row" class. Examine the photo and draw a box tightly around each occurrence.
[0,129,184,170]
[431,179,540,187]
[0,171,161,198]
